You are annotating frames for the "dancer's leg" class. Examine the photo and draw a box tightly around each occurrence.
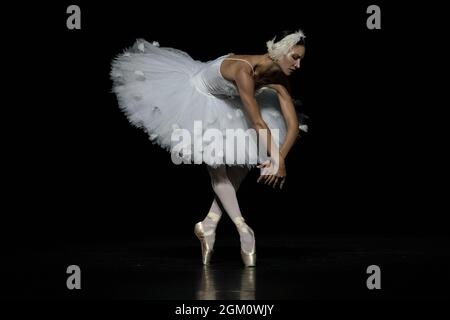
[227,165,250,191]
[207,165,254,253]
[206,166,249,217]
[206,197,223,220]
[201,166,249,248]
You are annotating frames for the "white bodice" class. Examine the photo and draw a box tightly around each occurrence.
[190,55,239,98]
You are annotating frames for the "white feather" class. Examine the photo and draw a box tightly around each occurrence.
[299,124,308,132]
[152,106,161,114]
[267,30,305,61]
[134,70,145,81]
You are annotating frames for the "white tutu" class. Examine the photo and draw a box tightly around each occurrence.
[111,39,288,167]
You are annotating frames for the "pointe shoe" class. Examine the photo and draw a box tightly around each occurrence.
[233,217,256,267]
[194,212,220,265]
[194,222,214,265]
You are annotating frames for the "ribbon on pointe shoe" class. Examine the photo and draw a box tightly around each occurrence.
[198,212,221,237]
[206,211,221,223]
[232,217,249,232]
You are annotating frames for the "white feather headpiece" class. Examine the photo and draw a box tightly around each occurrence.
[266,30,305,61]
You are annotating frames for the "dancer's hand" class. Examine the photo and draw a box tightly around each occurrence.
[257,158,286,189]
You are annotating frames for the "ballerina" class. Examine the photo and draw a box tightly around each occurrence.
[111,30,306,267]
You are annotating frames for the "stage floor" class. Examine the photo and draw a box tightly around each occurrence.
[4,235,449,300]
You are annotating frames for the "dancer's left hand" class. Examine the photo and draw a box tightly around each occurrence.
[257,158,286,189]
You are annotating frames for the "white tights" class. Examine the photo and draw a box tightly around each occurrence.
[202,165,254,252]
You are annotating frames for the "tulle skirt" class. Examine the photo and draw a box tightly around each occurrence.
[111,40,287,167]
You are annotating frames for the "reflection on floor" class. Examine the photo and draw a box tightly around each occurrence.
[4,235,450,299]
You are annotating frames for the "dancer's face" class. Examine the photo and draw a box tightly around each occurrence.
[277,45,305,76]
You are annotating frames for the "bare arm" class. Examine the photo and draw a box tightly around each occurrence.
[234,70,282,164]
[267,84,300,161]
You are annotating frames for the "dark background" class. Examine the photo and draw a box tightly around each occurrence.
[2,1,447,248]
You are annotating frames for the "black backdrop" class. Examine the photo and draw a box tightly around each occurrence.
[3,1,447,247]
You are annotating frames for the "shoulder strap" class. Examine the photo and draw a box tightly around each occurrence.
[223,58,255,76]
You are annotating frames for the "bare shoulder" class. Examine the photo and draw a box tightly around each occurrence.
[220,54,256,82]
